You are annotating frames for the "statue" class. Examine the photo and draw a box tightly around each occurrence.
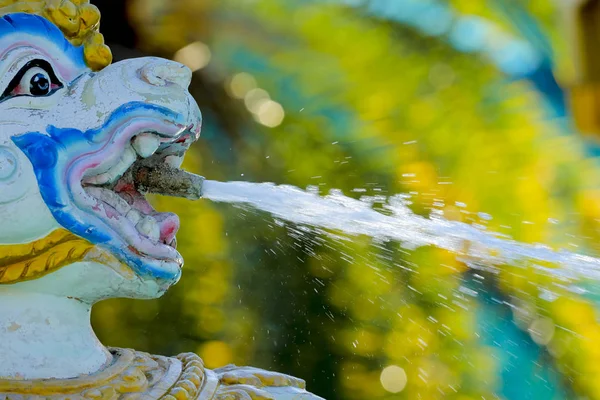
[0,1,322,399]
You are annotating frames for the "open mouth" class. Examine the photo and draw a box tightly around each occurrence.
[69,112,203,274]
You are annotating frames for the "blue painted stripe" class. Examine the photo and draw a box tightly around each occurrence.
[0,13,86,69]
[12,102,187,281]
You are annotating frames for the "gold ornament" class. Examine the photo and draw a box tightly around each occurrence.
[213,365,307,400]
[0,229,135,284]
[0,348,190,399]
[0,229,96,284]
[0,349,305,399]
[0,0,112,70]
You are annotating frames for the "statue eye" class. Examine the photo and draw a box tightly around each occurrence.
[1,59,63,100]
[21,68,51,96]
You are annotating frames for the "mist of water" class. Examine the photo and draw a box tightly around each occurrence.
[201,180,600,286]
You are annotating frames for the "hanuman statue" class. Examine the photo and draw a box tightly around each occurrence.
[0,1,321,399]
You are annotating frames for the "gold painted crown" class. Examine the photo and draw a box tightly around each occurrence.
[0,0,111,70]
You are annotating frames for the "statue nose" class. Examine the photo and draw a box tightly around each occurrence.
[140,60,192,89]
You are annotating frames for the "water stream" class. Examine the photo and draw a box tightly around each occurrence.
[201,180,600,287]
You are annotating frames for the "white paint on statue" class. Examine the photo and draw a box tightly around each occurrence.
[0,10,323,399]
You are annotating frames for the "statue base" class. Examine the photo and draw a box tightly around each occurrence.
[0,348,323,399]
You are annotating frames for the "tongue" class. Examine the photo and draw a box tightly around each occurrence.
[133,163,204,200]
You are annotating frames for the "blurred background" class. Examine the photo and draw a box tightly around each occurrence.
[90,1,600,399]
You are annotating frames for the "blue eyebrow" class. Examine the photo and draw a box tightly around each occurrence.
[0,13,86,69]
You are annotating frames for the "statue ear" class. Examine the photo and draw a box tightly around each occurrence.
[11,132,58,170]
[0,146,18,182]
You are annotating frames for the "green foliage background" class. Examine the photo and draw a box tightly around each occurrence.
[92,1,600,398]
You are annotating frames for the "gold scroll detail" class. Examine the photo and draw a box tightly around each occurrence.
[0,348,183,399]
[0,0,112,70]
[162,353,206,400]
[213,365,307,400]
[0,229,95,284]
[0,349,312,399]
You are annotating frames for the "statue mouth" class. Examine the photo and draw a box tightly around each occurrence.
[69,108,202,276]
[12,102,202,281]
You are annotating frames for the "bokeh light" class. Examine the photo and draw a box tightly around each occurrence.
[173,41,211,72]
[244,88,270,114]
[254,100,285,127]
[380,365,408,393]
[228,72,258,99]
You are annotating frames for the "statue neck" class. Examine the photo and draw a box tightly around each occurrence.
[0,290,111,380]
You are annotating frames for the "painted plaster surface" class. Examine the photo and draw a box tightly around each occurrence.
[0,3,322,399]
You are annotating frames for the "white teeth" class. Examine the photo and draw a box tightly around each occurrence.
[112,145,137,178]
[165,155,184,168]
[132,134,161,158]
[125,209,142,225]
[81,173,110,186]
[136,216,160,242]
[82,146,137,186]
[85,187,131,214]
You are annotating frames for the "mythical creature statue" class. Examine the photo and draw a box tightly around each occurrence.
[0,1,321,399]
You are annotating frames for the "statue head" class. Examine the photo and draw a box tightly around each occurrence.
[0,2,202,302]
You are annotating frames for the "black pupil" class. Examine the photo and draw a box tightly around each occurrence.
[30,73,50,96]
